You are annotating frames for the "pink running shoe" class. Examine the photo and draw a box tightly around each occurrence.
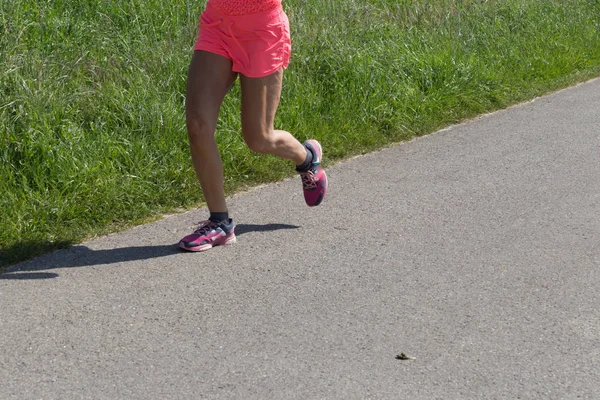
[179,219,236,252]
[299,140,328,207]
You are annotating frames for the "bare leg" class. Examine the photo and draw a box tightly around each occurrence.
[239,69,307,165]
[186,51,238,214]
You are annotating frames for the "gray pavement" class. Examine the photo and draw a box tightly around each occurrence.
[2,78,600,399]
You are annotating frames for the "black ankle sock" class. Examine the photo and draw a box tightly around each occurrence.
[295,145,314,172]
[209,212,229,224]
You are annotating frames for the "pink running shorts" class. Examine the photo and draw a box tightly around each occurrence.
[194,3,292,78]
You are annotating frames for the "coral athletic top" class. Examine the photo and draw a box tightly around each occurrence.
[207,0,282,16]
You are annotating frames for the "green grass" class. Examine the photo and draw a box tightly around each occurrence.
[2,0,600,270]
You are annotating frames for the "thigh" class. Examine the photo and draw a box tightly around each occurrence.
[239,69,283,139]
[186,50,238,132]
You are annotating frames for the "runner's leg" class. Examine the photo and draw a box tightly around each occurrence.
[239,69,307,166]
[186,50,238,214]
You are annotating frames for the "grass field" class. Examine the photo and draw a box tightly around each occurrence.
[2,0,600,269]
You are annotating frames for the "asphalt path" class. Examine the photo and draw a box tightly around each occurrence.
[2,78,600,399]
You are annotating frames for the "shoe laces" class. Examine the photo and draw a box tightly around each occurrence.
[300,170,317,190]
[193,220,219,236]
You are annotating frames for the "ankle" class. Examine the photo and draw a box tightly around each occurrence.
[295,145,313,172]
[209,211,229,224]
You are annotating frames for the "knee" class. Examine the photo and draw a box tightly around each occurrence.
[243,127,275,154]
[186,112,215,143]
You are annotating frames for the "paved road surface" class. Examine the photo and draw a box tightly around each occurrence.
[2,79,599,399]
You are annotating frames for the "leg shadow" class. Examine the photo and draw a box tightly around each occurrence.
[1,244,179,279]
[1,224,300,280]
[235,223,300,236]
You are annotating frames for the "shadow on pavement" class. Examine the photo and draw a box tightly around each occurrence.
[0,272,61,280]
[0,245,179,279]
[0,223,299,280]
[235,223,299,236]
